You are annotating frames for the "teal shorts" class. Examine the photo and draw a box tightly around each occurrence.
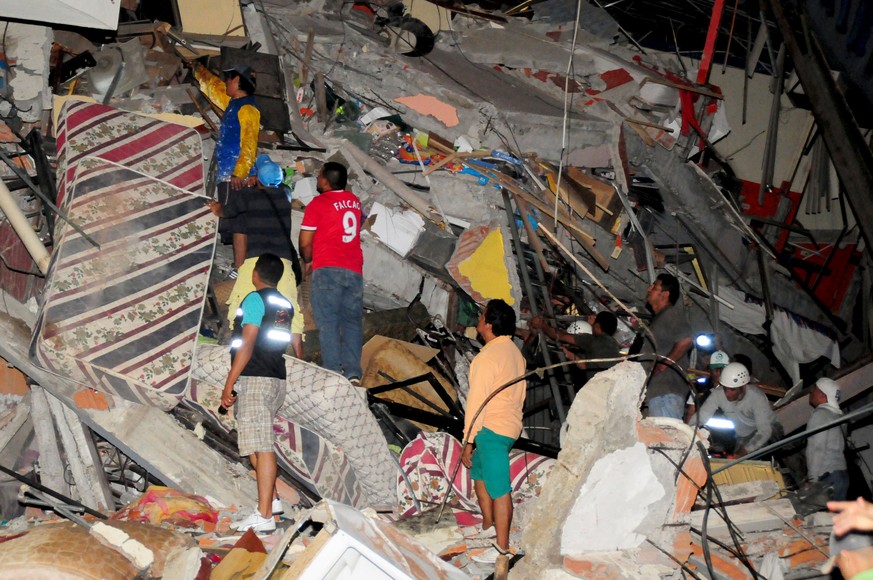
[470,427,515,499]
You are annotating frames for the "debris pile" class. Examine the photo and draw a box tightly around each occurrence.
[0,0,869,577]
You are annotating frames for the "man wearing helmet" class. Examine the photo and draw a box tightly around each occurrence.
[207,154,303,357]
[806,377,849,501]
[684,350,731,421]
[530,311,621,372]
[690,362,781,457]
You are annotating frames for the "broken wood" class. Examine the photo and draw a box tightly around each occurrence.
[314,71,328,124]
[482,170,610,271]
[343,140,448,228]
[301,29,315,88]
[186,88,219,136]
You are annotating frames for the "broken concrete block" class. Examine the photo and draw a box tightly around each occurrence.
[688,498,795,536]
[561,442,666,554]
[368,201,426,257]
[5,24,51,123]
[703,480,782,508]
[515,362,646,577]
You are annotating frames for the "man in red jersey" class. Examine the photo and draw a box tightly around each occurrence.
[298,162,364,382]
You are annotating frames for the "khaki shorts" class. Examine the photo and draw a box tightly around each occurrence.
[235,375,285,456]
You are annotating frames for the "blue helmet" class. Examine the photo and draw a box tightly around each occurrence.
[255,154,283,187]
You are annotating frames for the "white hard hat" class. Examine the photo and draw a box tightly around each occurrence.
[566,320,593,334]
[719,362,750,389]
[710,351,730,368]
[815,377,841,407]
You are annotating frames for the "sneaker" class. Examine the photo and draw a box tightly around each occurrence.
[271,498,284,515]
[230,512,276,533]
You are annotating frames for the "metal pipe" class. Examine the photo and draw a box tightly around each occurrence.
[0,179,50,274]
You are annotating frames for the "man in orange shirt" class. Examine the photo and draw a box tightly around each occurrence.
[461,299,526,563]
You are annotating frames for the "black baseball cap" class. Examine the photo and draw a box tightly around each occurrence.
[223,64,256,89]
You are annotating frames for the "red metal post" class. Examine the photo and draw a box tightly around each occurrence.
[697,0,727,85]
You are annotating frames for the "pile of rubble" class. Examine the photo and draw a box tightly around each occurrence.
[0,0,867,577]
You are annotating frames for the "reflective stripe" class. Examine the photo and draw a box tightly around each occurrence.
[236,308,244,317]
[230,338,242,349]
[705,417,735,430]
[266,329,291,343]
[267,295,292,309]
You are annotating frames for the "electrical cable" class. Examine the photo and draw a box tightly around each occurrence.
[553,0,584,232]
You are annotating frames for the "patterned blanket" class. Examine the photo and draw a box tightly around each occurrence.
[396,431,554,519]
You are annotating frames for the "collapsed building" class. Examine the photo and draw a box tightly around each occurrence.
[0,0,870,577]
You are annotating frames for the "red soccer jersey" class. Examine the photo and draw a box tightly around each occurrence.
[300,189,364,274]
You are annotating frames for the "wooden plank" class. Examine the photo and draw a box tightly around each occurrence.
[480,169,610,271]
[314,71,328,124]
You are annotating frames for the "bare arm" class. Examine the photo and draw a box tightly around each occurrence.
[232,233,247,269]
[653,336,693,375]
[530,316,575,345]
[298,229,315,279]
[222,324,259,407]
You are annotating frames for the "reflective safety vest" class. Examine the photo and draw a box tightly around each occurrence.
[230,288,293,379]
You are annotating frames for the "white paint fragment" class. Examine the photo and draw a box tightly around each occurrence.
[560,442,665,554]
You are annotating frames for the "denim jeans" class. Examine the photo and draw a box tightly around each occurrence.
[311,267,363,379]
[820,470,850,502]
[647,393,685,420]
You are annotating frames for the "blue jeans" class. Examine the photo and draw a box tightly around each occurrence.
[820,470,850,502]
[311,267,363,379]
[648,393,685,420]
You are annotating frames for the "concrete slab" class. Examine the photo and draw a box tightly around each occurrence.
[0,308,258,508]
[688,498,795,536]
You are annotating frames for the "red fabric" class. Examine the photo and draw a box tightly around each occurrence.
[300,190,364,274]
